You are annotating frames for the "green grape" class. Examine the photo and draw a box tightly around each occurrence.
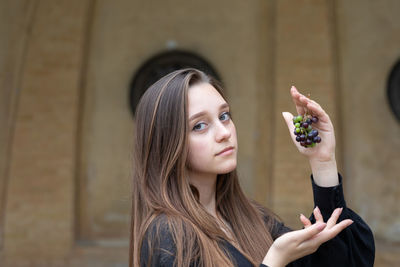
[292,114,321,148]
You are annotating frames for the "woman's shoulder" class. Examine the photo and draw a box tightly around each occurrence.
[144,213,192,240]
[249,199,278,223]
[144,213,173,237]
[249,199,292,239]
[141,213,177,253]
[141,213,177,266]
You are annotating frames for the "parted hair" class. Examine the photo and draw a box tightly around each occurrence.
[130,68,276,267]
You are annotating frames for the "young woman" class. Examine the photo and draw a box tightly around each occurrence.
[129,68,374,267]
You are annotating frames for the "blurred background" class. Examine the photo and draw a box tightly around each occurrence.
[1,0,399,266]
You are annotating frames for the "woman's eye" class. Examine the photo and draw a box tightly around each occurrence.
[193,122,206,131]
[220,112,231,121]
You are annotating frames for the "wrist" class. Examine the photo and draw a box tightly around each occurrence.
[262,245,285,267]
[308,157,339,187]
[309,156,336,170]
[308,152,336,164]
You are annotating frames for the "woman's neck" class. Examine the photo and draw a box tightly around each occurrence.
[188,172,217,217]
[188,172,239,248]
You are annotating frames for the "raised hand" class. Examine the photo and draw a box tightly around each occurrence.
[281,86,339,187]
[262,208,353,267]
[282,86,336,162]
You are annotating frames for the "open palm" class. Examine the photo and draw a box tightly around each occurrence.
[263,207,353,267]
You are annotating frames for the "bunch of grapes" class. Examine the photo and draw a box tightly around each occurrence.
[292,114,321,148]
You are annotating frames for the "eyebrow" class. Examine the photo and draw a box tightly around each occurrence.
[189,103,229,121]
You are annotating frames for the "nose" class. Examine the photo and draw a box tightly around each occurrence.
[215,121,231,142]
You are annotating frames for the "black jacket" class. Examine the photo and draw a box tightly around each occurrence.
[140,173,375,266]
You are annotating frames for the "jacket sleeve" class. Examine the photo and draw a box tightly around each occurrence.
[140,216,176,267]
[262,173,375,267]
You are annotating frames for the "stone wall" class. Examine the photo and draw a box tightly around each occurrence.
[337,0,400,263]
[0,0,399,266]
[0,0,90,265]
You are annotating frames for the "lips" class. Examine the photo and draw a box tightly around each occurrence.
[216,146,234,156]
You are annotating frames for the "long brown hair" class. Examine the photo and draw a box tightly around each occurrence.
[130,68,276,266]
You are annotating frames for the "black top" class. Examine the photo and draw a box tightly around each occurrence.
[140,173,375,266]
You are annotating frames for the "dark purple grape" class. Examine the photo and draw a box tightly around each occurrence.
[310,129,318,137]
[300,134,306,141]
[296,136,301,142]
[300,141,306,146]
[302,122,309,128]
[306,118,312,124]
[314,136,321,143]
[306,139,312,145]
[312,116,319,123]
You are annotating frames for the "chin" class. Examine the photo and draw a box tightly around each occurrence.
[218,162,237,174]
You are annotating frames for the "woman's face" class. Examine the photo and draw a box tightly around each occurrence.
[186,82,238,176]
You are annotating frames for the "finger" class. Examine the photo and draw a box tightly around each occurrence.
[331,219,353,233]
[308,98,322,109]
[295,222,326,241]
[297,96,330,124]
[292,86,317,110]
[326,208,343,228]
[318,219,353,243]
[313,206,324,223]
[297,95,322,109]
[300,214,312,228]
[305,101,330,123]
[282,112,299,145]
[290,86,307,115]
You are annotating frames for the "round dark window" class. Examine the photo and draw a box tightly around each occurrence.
[387,59,400,122]
[129,50,221,117]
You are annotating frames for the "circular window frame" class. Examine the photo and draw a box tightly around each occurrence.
[129,50,221,118]
[387,59,400,122]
